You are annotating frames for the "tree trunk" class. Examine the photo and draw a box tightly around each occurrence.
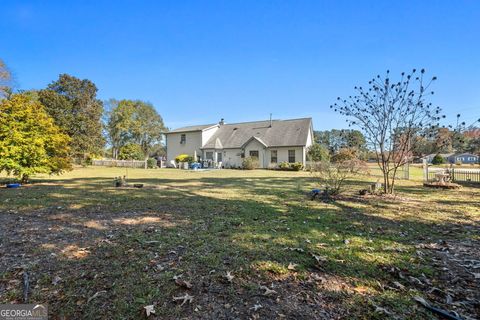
[382,161,388,193]
[21,174,29,184]
[144,156,148,169]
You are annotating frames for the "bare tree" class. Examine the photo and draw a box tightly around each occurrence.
[331,69,442,193]
[0,59,13,98]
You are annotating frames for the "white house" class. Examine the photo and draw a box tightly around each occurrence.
[166,118,314,168]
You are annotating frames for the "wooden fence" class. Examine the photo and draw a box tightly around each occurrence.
[92,159,146,168]
[426,167,480,183]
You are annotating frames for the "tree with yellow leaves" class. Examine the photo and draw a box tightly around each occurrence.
[0,94,72,183]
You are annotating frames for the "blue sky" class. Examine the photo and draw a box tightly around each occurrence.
[1,1,479,130]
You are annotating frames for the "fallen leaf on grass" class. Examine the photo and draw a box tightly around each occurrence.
[310,253,327,264]
[284,247,305,253]
[250,304,262,311]
[173,274,182,280]
[87,290,106,303]
[173,293,194,306]
[413,296,428,307]
[144,305,155,317]
[287,263,298,270]
[175,278,192,289]
[392,281,405,290]
[408,276,423,286]
[225,271,234,283]
[259,285,277,296]
[372,303,391,315]
[446,294,453,305]
[52,275,62,286]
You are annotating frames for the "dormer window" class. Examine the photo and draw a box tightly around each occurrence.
[180,134,186,144]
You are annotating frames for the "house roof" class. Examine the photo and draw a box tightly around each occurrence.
[241,136,268,149]
[425,153,455,158]
[202,118,312,149]
[168,124,217,133]
[425,152,478,158]
[453,153,478,157]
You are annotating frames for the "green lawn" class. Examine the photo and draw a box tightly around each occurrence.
[0,167,479,319]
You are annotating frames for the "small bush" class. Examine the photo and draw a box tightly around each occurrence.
[175,154,193,163]
[277,162,303,171]
[278,162,290,170]
[311,160,368,196]
[455,160,462,166]
[290,162,303,171]
[242,157,259,170]
[331,148,357,163]
[147,158,157,168]
[431,154,445,165]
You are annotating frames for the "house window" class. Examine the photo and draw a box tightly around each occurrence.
[271,150,277,163]
[288,150,295,163]
[180,134,186,144]
[217,152,223,162]
[249,150,259,158]
[206,152,213,160]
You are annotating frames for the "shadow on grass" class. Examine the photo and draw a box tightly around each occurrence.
[1,175,478,319]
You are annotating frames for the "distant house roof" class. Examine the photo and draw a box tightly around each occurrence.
[425,153,455,158]
[168,124,217,133]
[453,153,478,157]
[202,118,312,149]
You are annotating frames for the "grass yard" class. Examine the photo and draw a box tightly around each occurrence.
[0,167,479,319]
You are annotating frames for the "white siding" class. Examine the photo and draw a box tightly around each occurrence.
[306,128,313,148]
[223,149,243,168]
[244,139,268,168]
[166,131,203,163]
[266,147,303,166]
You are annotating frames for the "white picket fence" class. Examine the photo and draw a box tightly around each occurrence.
[426,167,480,183]
[92,159,146,168]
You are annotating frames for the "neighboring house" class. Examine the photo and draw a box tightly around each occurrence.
[424,152,479,164]
[449,153,479,164]
[423,153,454,164]
[166,118,314,168]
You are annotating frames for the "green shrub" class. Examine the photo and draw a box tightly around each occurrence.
[307,144,330,162]
[175,154,193,163]
[279,162,290,170]
[147,158,157,168]
[431,154,445,165]
[242,157,259,170]
[290,162,303,171]
[276,161,303,171]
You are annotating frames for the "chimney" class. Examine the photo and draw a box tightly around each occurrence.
[219,118,225,125]
[269,113,272,127]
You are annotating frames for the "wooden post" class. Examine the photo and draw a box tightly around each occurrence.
[403,162,410,180]
[423,159,428,182]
